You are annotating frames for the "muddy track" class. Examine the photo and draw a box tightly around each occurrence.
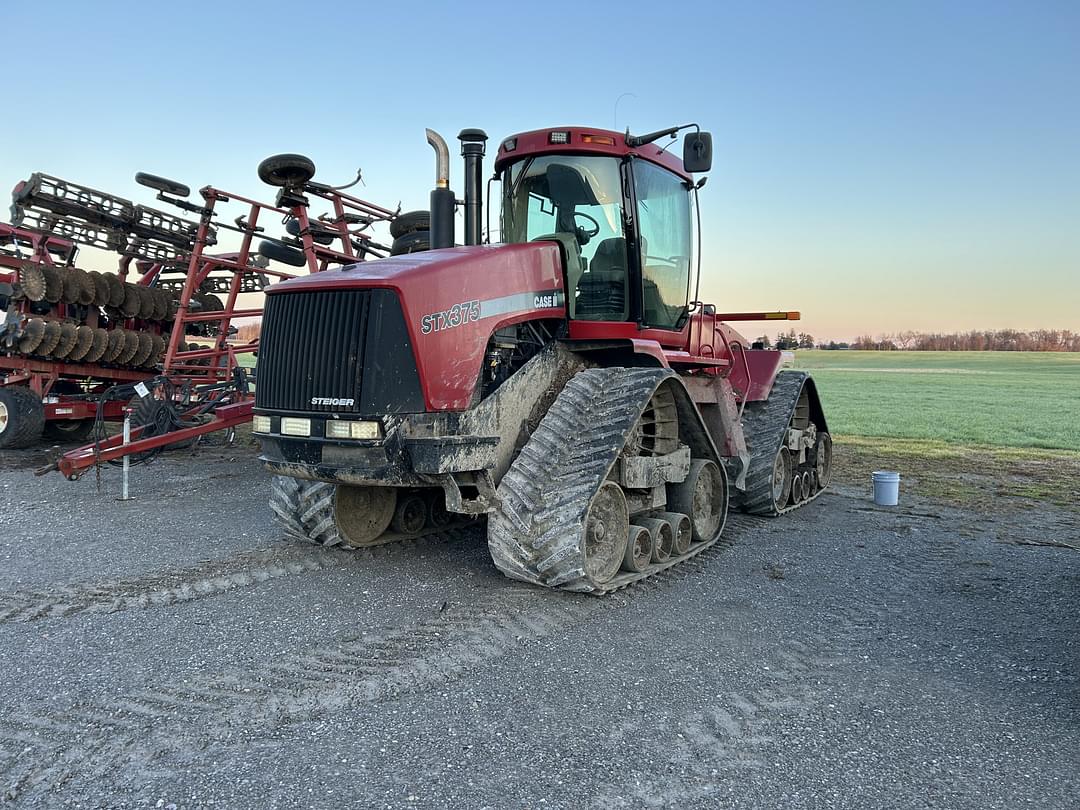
[0,536,747,804]
[0,527,477,625]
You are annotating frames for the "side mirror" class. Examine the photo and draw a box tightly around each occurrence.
[683,132,712,174]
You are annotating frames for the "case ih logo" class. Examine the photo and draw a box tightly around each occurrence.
[311,397,356,407]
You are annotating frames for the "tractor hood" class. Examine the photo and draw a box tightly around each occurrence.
[263,243,566,411]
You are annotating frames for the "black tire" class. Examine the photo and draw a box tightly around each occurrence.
[0,386,45,449]
[257,154,316,188]
[285,218,336,245]
[389,210,430,240]
[390,230,430,256]
[43,419,94,443]
[135,172,190,198]
[269,476,347,547]
[258,240,307,267]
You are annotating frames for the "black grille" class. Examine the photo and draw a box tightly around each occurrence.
[255,287,425,416]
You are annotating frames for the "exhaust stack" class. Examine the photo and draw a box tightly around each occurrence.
[458,128,488,246]
[426,128,455,249]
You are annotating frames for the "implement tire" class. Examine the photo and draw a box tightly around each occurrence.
[43,418,95,443]
[0,386,45,449]
[389,210,430,239]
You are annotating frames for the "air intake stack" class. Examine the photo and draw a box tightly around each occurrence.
[458,128,488,246]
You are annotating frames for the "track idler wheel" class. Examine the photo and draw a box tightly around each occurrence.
[334,485,397,547]
[391,493,428,535]
[815,433,833,490]
[657,511,693,556]
[637,516,673,564]
[622,524,654,573]
[668,458,728,543]
[582,481,630,585]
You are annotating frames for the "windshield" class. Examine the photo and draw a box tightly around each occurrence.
[502,155,629,321]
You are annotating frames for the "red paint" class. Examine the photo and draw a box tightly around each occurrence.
[270,243,566,411]
[494,127,692,181]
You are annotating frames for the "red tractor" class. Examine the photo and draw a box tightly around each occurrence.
[252,125,831,593]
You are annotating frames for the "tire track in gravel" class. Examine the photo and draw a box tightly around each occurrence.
[0,538,740,804]
[0,528,476,625]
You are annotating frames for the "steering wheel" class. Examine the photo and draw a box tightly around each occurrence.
[573,211,600,238]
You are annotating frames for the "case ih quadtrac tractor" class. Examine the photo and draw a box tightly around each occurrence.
[252,125,831,594]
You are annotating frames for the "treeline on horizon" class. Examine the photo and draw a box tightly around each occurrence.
[757,328,1080,352]
[236,320,1078,353]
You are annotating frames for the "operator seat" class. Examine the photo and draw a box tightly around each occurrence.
[576,237,628,320]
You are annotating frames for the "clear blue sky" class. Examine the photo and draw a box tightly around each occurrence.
[2,0,1077,340]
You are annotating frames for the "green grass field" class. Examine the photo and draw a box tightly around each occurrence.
[793,350,1080,451]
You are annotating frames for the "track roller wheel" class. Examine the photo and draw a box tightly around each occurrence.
[84,327,110,363]
[17,319,46,354]
[17,264,46,302]
[0,386,45,449]
[636,516,673,563]
[38,321,62,356]
[814,433,833,489]
[391,493,429,535]
[43,419,95,443]
[668,458,728,543]
[657,511,693,556]
[105,273,125,308]
[791,472,804,505]
[52,322,78,358]
[622,524,654,573]
[41,267,64,303]
[801,469,815,498]
[67,325,95,362]
[581,481,630,585]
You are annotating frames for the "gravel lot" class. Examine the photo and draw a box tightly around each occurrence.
[0,439,1077,809]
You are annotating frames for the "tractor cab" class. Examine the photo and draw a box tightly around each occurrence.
[495,127,711,332]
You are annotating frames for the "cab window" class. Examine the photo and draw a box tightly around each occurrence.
[635,160,692,329]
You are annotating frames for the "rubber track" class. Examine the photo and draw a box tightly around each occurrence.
[488,367,724,594]
[737,370,827,516]
[270,474,473,551]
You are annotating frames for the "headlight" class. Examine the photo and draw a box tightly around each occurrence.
[325,420,381,440]
[252,415,271,433]
[280,417,312,437]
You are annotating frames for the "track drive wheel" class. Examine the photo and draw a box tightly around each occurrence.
[0,386,45,449]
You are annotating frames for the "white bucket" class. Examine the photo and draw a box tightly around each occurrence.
[872,471,900,506]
